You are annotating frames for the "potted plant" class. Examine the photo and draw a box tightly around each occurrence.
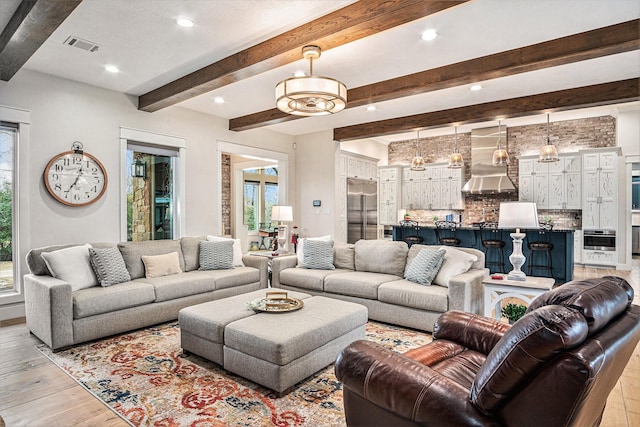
[501,303,527,324]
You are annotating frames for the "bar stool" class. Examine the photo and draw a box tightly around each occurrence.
[399,220,423,247]
[480,222,505,273]
[527,223,554,277]
[435,220,461,246]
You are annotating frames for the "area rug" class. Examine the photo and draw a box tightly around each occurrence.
[37,321,432,427]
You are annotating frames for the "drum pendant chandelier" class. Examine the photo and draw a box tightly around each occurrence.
[276,45,347,116]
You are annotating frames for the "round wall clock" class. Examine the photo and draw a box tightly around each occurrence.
[43,142,108,206]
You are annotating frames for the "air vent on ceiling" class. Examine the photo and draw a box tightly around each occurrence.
[63,36,100,52]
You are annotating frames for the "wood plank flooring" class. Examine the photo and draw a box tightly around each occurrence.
[1,261,638,427]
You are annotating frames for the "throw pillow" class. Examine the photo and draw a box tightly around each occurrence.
[301,239,335,270]
[199,240,235,270]
[404,248,446,285]
[296,235,331,267]
[40,244,98,291]
[89,246,131,287]
[206,235,244,266]
[141,251,183,278]
[433,246,478,287]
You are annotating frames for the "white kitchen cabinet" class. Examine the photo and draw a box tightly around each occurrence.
[582,250,616,265]
[519,154,581,210]
[581,148,619,231]
[379,166,402,225]
[346,152,378,180]
[574,229,582,264]
[439,166,465,210]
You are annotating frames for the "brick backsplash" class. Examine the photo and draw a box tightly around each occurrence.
[392,116,616,227]
[221,154,231,236]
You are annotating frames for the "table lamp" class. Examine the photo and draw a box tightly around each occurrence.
[271,205,293,253]
[498,202,540,281]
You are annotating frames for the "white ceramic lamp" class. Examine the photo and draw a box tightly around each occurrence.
[271,205,293,253]
[498,202,540,281]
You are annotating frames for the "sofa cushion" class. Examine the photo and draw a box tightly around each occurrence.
[140,271,216,302]
[142,251,183,278]
[301,239,335,270]
[296,235,332,266]
[41,244,98,291]
[73,281,156,318]
[354,240,408,277]
[89,246,131,287]
[199,240,234,270]
[207,236,245,267]
[433,246,478,287]
[404,247,446,285]
[333,242,355,270]
[118,240,185,279]
[324,271,400,299]
[199,266,261,290]
[27,242,114,276]
[378,280,449,312]
[279,267,348,292]
[180,235,206,271]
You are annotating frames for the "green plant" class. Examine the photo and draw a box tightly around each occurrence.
[432,215,439,222]
[501,303,527,323]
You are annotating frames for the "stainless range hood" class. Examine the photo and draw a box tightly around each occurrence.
[462,126,516,194]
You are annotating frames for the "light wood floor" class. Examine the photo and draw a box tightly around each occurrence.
[1,261,638,427]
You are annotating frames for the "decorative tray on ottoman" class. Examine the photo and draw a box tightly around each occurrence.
[247,291,304,313]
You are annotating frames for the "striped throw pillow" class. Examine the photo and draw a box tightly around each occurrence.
[404,248,446,285]
[199,240,234,270]
[89,246,131,287]
[301,239,335,270]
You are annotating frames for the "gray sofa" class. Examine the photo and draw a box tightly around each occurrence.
[272,240,488,332]
[24,236,268,350]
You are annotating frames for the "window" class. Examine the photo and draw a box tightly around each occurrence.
[243,167,278,231]
[0,123,16,293]
[126,144,177,241]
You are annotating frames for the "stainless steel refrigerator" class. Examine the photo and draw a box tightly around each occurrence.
[347,178,378,243]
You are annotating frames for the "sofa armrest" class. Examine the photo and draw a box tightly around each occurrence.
[433,310,510,355]
[335,340,496,426]
[23,274,74,350]
[241,255,269,288]
[447,267,489,314]
[271,256,299,287]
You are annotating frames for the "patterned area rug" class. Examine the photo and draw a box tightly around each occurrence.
[38,321,432,427]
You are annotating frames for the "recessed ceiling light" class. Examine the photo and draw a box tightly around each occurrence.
[214,96,224,104]
[366,105,377,111]
[105,65,119,73]
[176,17,194,28]
[470,84,482,91]
[421,29,438,41]
[293,70,306,77]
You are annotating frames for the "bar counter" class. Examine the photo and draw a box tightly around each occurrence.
[392,224,574,283]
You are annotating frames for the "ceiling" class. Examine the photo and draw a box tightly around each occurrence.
[2,0,639,144]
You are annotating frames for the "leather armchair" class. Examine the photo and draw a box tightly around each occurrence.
[335,276,640,427]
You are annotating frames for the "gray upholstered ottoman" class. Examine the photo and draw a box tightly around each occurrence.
[179,289,368,394]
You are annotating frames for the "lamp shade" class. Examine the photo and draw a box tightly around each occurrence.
[271,205,293,222]
[498,202,539,230]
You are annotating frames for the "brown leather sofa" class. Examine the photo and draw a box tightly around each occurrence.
[335,276,640,427]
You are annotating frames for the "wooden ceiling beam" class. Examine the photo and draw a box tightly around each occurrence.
[333,78,640,141]
[229,19,639,131]
[0,0,82,81]
[138,0,468,112]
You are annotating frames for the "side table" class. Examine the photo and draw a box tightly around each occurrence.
[250,252,297,286]
[483,275,555,320]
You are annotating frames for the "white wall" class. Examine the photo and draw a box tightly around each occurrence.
[341,139,388,165]
[293,130,338,238]
[617,106,640,269]
[0,69,295,291]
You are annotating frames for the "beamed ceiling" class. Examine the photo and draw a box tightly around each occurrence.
[1,0,638,144]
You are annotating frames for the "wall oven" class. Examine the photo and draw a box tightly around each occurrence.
[583,230,616,251]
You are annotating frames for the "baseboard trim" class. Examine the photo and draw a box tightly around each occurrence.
[0,302,26,322]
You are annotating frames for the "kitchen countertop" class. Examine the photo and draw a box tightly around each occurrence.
[393,223,578,232]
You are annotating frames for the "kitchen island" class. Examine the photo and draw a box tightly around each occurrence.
[393,224,575,283]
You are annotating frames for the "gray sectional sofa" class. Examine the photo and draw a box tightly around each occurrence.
[24,236,268,350]
[272,240,488,332]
